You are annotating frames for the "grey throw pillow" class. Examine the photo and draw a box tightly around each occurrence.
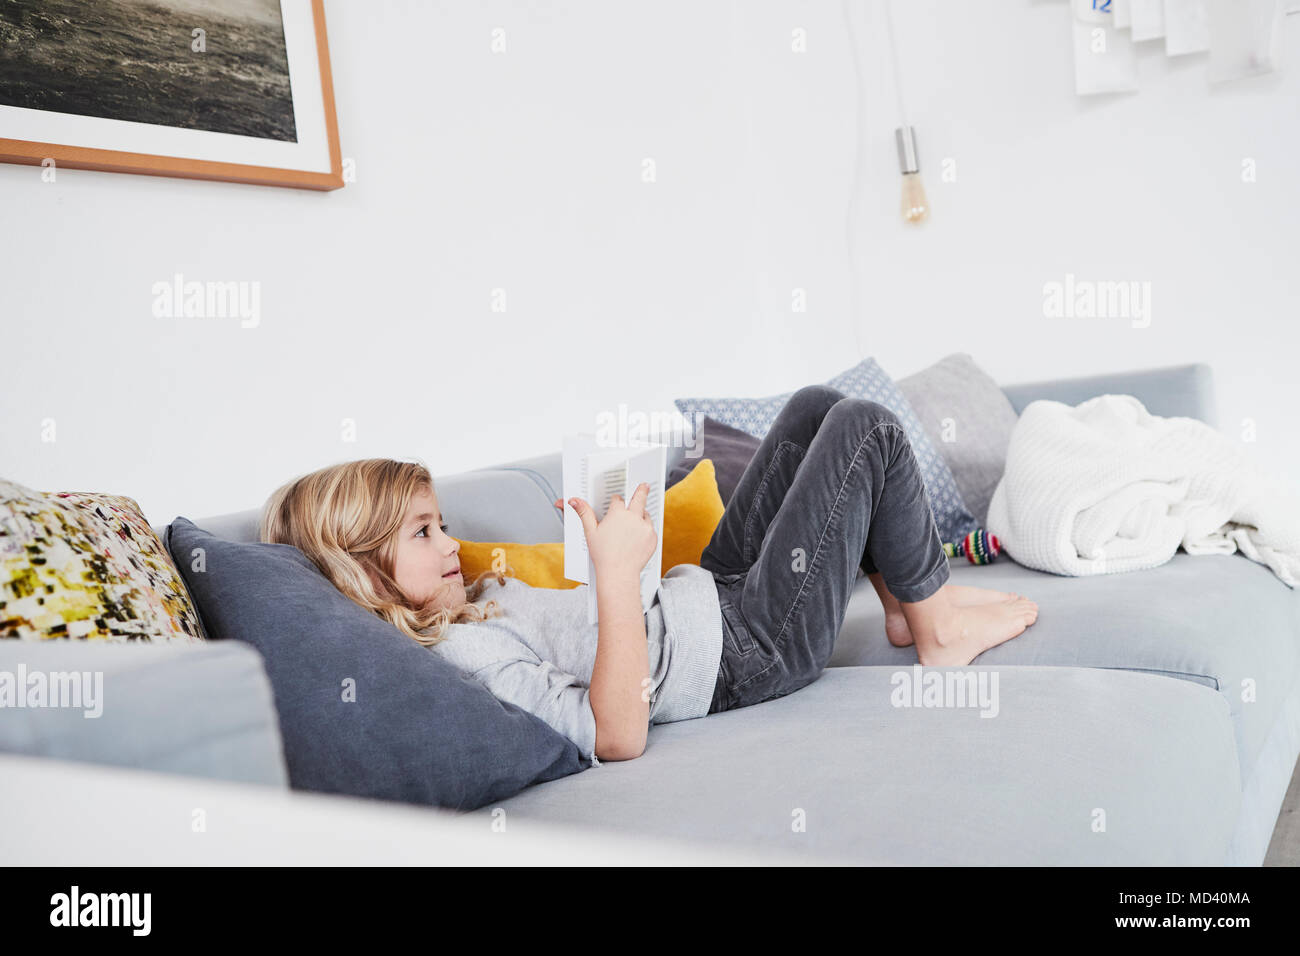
[666,416,761,505]
[674,357,979,542]
[895,353,1020,527]
[165,518,590,810]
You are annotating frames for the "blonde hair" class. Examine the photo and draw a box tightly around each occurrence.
[259,458,505,647]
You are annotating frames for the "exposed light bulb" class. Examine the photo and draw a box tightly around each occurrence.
[900,171,929,224]
[895,126,929,225]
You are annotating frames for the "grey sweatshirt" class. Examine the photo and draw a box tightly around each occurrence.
[427,564,725,762]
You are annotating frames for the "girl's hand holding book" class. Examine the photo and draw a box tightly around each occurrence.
[562,483,658,579]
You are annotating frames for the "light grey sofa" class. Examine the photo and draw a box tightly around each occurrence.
[4,362,1296,865]
[451,362,1294,865]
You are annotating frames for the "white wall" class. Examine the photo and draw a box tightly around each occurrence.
[2,0,1297,526]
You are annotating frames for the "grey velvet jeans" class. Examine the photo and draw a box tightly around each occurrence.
[701,385,950,714]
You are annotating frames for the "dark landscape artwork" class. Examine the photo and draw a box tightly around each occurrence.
[0,0,297,142]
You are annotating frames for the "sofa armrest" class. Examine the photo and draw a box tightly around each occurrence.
[1,751,791,864]
[0,640,288,788]
[1001,362,1217,427]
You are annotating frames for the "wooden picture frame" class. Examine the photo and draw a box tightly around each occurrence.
[0,0,343,190]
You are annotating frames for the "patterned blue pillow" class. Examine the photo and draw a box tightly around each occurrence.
[674,358,978,543]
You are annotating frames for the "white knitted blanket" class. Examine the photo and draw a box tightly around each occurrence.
[985,394,1300,587]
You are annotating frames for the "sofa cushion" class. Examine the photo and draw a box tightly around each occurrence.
[164,517,589,810]
[481,664,1240,864]
[673,357,979,542]
[0,639,286,786]
[896,352,1020,526]
[828,552,1300,788]
[2,480,204,642]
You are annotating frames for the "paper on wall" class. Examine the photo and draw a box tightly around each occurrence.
[1165,0,1211,55]
[1113,0,1133,29]
[1207,0,1285,82]
[1073,0,1113,24]
[1073,19,1139,94]
[1130,0,1166,40]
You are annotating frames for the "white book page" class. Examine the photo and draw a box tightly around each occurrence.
[561,433,600,583]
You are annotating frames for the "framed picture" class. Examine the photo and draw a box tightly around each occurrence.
[0,0,342,190]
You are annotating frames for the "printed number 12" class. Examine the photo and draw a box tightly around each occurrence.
[1092,0,1113,10]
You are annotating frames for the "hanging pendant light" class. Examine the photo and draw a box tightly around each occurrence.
[884,0,928,224]
[896,125,928,223]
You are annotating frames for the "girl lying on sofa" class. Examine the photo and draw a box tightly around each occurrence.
[260,386,1038,763]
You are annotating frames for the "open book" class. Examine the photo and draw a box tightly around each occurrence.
[561,434,667,625]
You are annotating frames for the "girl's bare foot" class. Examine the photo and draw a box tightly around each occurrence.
[870,573,1019,648]
[942,583,1020,606]
[901,587,1038,666]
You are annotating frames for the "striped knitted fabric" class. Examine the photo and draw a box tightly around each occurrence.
[944,529,1002,565]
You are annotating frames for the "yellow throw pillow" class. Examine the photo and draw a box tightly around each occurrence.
[456,458,726,588]
[455,540,576,590]
[660,457,726,572]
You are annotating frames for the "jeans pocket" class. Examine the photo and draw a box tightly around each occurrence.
[718,597,757,657]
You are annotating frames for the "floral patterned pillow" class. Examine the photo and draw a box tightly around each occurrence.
[0,479,204,642]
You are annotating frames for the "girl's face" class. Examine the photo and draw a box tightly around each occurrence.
[390,486,464,611]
